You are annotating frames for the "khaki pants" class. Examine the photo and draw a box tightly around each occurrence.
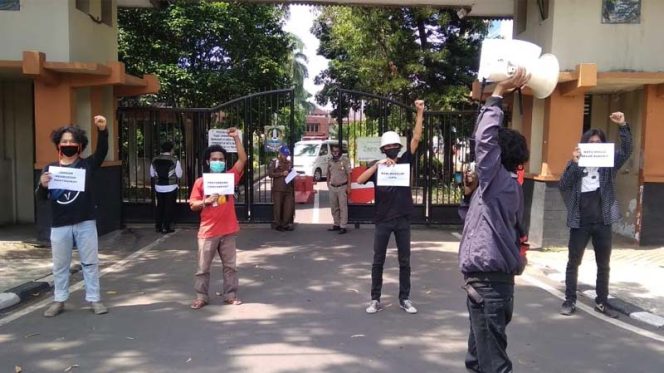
[329,185,348,228]
[194,235,238,302]
[272,190,294,228]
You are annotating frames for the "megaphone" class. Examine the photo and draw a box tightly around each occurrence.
[478,39,560,99]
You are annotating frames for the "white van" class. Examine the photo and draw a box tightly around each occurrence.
[293,140,348,181]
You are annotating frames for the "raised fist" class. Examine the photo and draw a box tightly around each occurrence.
[94,115,107,130]
[609,112,625,125]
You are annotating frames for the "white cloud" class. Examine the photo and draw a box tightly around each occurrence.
[283,5,330,102]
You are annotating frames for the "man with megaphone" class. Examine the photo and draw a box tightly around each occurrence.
[458,68,530,373]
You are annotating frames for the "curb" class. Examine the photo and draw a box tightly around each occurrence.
[0,265,82,312]
[532,263,664,328]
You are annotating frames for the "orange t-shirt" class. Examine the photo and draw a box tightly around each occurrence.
[189,166,243,239]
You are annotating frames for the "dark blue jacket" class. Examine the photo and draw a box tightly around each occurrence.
[458,97,524,278]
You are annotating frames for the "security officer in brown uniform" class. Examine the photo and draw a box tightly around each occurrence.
[269,145,295,231]
[327,143,351,234]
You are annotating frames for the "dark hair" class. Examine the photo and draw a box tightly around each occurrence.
[201,145,228,172]
[498,127,529,173]
[50,126,89,151]
[161,141,174,153]
[580,128,606,143]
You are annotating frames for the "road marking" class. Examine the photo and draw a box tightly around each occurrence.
[312,184,320,224]
[0,234,171,328]
[520,273,664,343]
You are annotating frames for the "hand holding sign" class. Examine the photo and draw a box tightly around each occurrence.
[208,129,242,152]
[376,163,410,187]
[47,166,86,192]
[578,143,615,168]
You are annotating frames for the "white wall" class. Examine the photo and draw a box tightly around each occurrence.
[516,0,664,72]
[0,0,70,61]
[68,0,118,63]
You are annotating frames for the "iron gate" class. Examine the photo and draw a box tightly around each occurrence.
[334,89,476,225]
[119,88,295,224]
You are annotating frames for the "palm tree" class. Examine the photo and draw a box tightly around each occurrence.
[289,34,316,113]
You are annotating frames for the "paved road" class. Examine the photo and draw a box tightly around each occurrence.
[1,226,662,373]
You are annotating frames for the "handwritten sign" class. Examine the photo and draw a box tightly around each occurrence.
[48,166,86,192]
[356,136,407,161]
[578,143,615,168]
[203,173,235,195]
[376,164,410,187]
[208,129,241,153]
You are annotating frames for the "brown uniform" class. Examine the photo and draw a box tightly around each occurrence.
[268,158,294,229]
[327,156,351,228]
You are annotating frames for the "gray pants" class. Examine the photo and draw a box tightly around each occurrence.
[329,185,348,228]
[194,235,238,302]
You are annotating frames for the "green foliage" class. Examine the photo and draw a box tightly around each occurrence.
[118,1,293,107]
[312,7,488,111]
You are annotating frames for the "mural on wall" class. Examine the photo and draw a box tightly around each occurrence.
[602,0,641,24]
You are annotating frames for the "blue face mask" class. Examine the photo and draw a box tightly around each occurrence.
[209,160,226,173]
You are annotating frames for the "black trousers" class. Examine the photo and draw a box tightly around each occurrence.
[565,224,612,304]
[370,216,411,301]
[465,281,514,373]
[155,190,177,231]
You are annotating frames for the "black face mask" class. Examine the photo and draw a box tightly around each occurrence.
[60,145,79,157]
[384,148,400,159]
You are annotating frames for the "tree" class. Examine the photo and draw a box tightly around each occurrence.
[312,7,488,111]
[118,1,293,108]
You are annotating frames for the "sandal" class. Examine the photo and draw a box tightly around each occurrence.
[224,298,243,305]
[190,299,208,310]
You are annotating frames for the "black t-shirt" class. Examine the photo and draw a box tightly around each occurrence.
[369,151,414,223]
[580,189,602,226]
[37,130,108,227]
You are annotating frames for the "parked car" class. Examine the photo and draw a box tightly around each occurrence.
[293,140,348,181]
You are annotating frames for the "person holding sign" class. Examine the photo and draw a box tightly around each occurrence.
[150,141,182,234]
[558,111,632,318]
[458,69,530,373]
[326,143,351,234]
[36,115,109,317]
[188,128,247,309]
[269,145,295,231]
[357,99,424,315]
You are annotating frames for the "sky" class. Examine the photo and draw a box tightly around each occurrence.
[283,5,514,106]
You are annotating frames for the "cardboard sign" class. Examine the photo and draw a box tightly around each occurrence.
[376,164,410,187]
[203,173,235,195]
[208,129,241,152]
[578,143,615,168]
[48,166,86,192]
[356,136,407,162]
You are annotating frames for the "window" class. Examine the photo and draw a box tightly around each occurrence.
[319,144,328,156]
[602,0,640,24]
[0,0,19,10]
[306,123,319,133]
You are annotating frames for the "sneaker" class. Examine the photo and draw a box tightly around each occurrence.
[365,300,382,314]
[560,300,576,316]
[594,302,619,318]
[91,301,109,315]
[399,299,418,314]
[43,302,65,317]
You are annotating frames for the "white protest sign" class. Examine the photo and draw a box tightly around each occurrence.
[376,163,410,187]
[578,143,615,168]
[208,129,241,153]
[48,166,86,192]
[356,136,408,161]
[285,169,298,184]
[203,173,235,195]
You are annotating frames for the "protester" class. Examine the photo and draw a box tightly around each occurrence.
[558,112,633,318]
[188,128,246,309]
[268,145,295,231]
[458,69,530,373]
[357,99,424,315]
[150,141,183,233]
[37,115,110,317]
[327,143,351,234]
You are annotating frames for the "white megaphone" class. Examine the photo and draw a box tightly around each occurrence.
[478,39,560,99]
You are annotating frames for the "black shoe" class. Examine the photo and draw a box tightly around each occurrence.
[276,226,285,232]
[155,226,162,233]
[338,228,347,234]
[560,300,576,316]
[162,228,175,234]
[328,225,340,231]
[594,302,619,318]
[284,225,295,231]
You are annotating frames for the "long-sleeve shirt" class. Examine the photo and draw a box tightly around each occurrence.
[268,158,293,192]
[559,125,633,228]
[36,129,108,227]
[458,97,524,280]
